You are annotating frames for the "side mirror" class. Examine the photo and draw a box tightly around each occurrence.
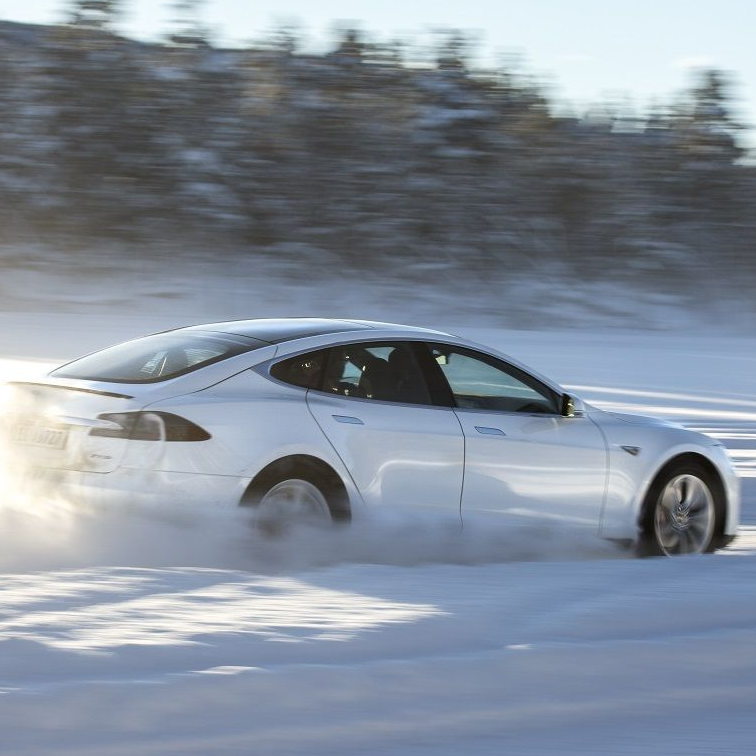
[561,394,584,418]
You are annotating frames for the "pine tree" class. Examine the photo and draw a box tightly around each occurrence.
[168,0,209,46]
[69,0,121,30]
[332,28,364,64]
[682,69,743,162]
[435,32,469,72]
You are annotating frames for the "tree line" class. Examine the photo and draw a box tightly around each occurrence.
[0,5,753,300]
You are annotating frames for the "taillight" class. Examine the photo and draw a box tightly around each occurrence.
[90,412,211,442]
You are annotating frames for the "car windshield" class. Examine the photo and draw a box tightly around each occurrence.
[52,331,261,384]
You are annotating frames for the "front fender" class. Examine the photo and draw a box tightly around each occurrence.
[592,410,739,539]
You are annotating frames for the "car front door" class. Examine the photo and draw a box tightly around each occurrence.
[424,343,607,531]
[304,341,464,513]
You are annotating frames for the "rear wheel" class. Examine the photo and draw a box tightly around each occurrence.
[638,461,722,556]
[242,457,351,536]
[257,478,332,535]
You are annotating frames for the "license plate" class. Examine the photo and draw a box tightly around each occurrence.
[11,424,69,450]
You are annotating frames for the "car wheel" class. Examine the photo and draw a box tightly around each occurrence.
[638,461,722,557]
[256,477,333,536]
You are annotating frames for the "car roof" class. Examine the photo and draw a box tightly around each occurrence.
[181,318,451,344]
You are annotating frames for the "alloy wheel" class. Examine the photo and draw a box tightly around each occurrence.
[653,474,715,555]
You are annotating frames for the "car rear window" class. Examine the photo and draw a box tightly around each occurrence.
[52,331,261,384]
[269,349,329,389]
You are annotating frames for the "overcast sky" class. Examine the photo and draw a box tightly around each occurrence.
[2,0,754,147]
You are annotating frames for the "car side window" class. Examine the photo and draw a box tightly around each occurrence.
[428,344,558,414]
[323,342,432,405]
[269,349,328,389]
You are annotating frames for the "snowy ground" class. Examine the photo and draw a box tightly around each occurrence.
[1,314,755,755]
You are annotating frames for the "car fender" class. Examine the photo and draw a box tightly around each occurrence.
[142,369,365,511]
[593,409,739,538]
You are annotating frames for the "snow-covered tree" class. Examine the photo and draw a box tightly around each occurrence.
[168,0,209,46]
[685,69,744,161]
[68,0,121,30]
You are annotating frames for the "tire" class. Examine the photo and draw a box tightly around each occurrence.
[255,478,332,536]
[637,460,724,557]
[242,457,351,536]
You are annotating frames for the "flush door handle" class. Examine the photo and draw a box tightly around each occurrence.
[474,426,506,436]
[332,415,364,425]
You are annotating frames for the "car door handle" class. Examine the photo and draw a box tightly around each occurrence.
[332,415,364,425]
[475,426,506,436]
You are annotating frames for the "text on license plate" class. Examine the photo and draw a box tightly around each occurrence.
[12,424,69,450]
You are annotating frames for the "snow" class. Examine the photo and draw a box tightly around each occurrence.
[1,315,755,755]
[1,557,755,754]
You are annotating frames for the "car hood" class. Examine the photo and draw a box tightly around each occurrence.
[588,406,682,429]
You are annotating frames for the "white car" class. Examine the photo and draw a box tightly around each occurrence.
[4,318,739,556]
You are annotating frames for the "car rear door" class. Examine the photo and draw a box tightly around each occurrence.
[304,341,464,512]
[423,343,607,530]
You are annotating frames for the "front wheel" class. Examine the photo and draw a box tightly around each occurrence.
[639,462,722,556]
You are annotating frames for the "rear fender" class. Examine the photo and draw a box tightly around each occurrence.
[141,370,364,510]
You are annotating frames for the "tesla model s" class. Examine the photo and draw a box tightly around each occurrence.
[2,318,739,556]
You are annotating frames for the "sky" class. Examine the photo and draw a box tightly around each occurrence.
[1,0,755,147]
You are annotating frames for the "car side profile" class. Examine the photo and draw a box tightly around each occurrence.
[3,318,740,556]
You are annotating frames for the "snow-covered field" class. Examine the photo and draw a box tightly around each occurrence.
[1,315,755,755]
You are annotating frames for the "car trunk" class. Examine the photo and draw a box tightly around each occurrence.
[2,381,144,473]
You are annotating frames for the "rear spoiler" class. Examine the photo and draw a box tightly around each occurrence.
[6,381,134,400]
